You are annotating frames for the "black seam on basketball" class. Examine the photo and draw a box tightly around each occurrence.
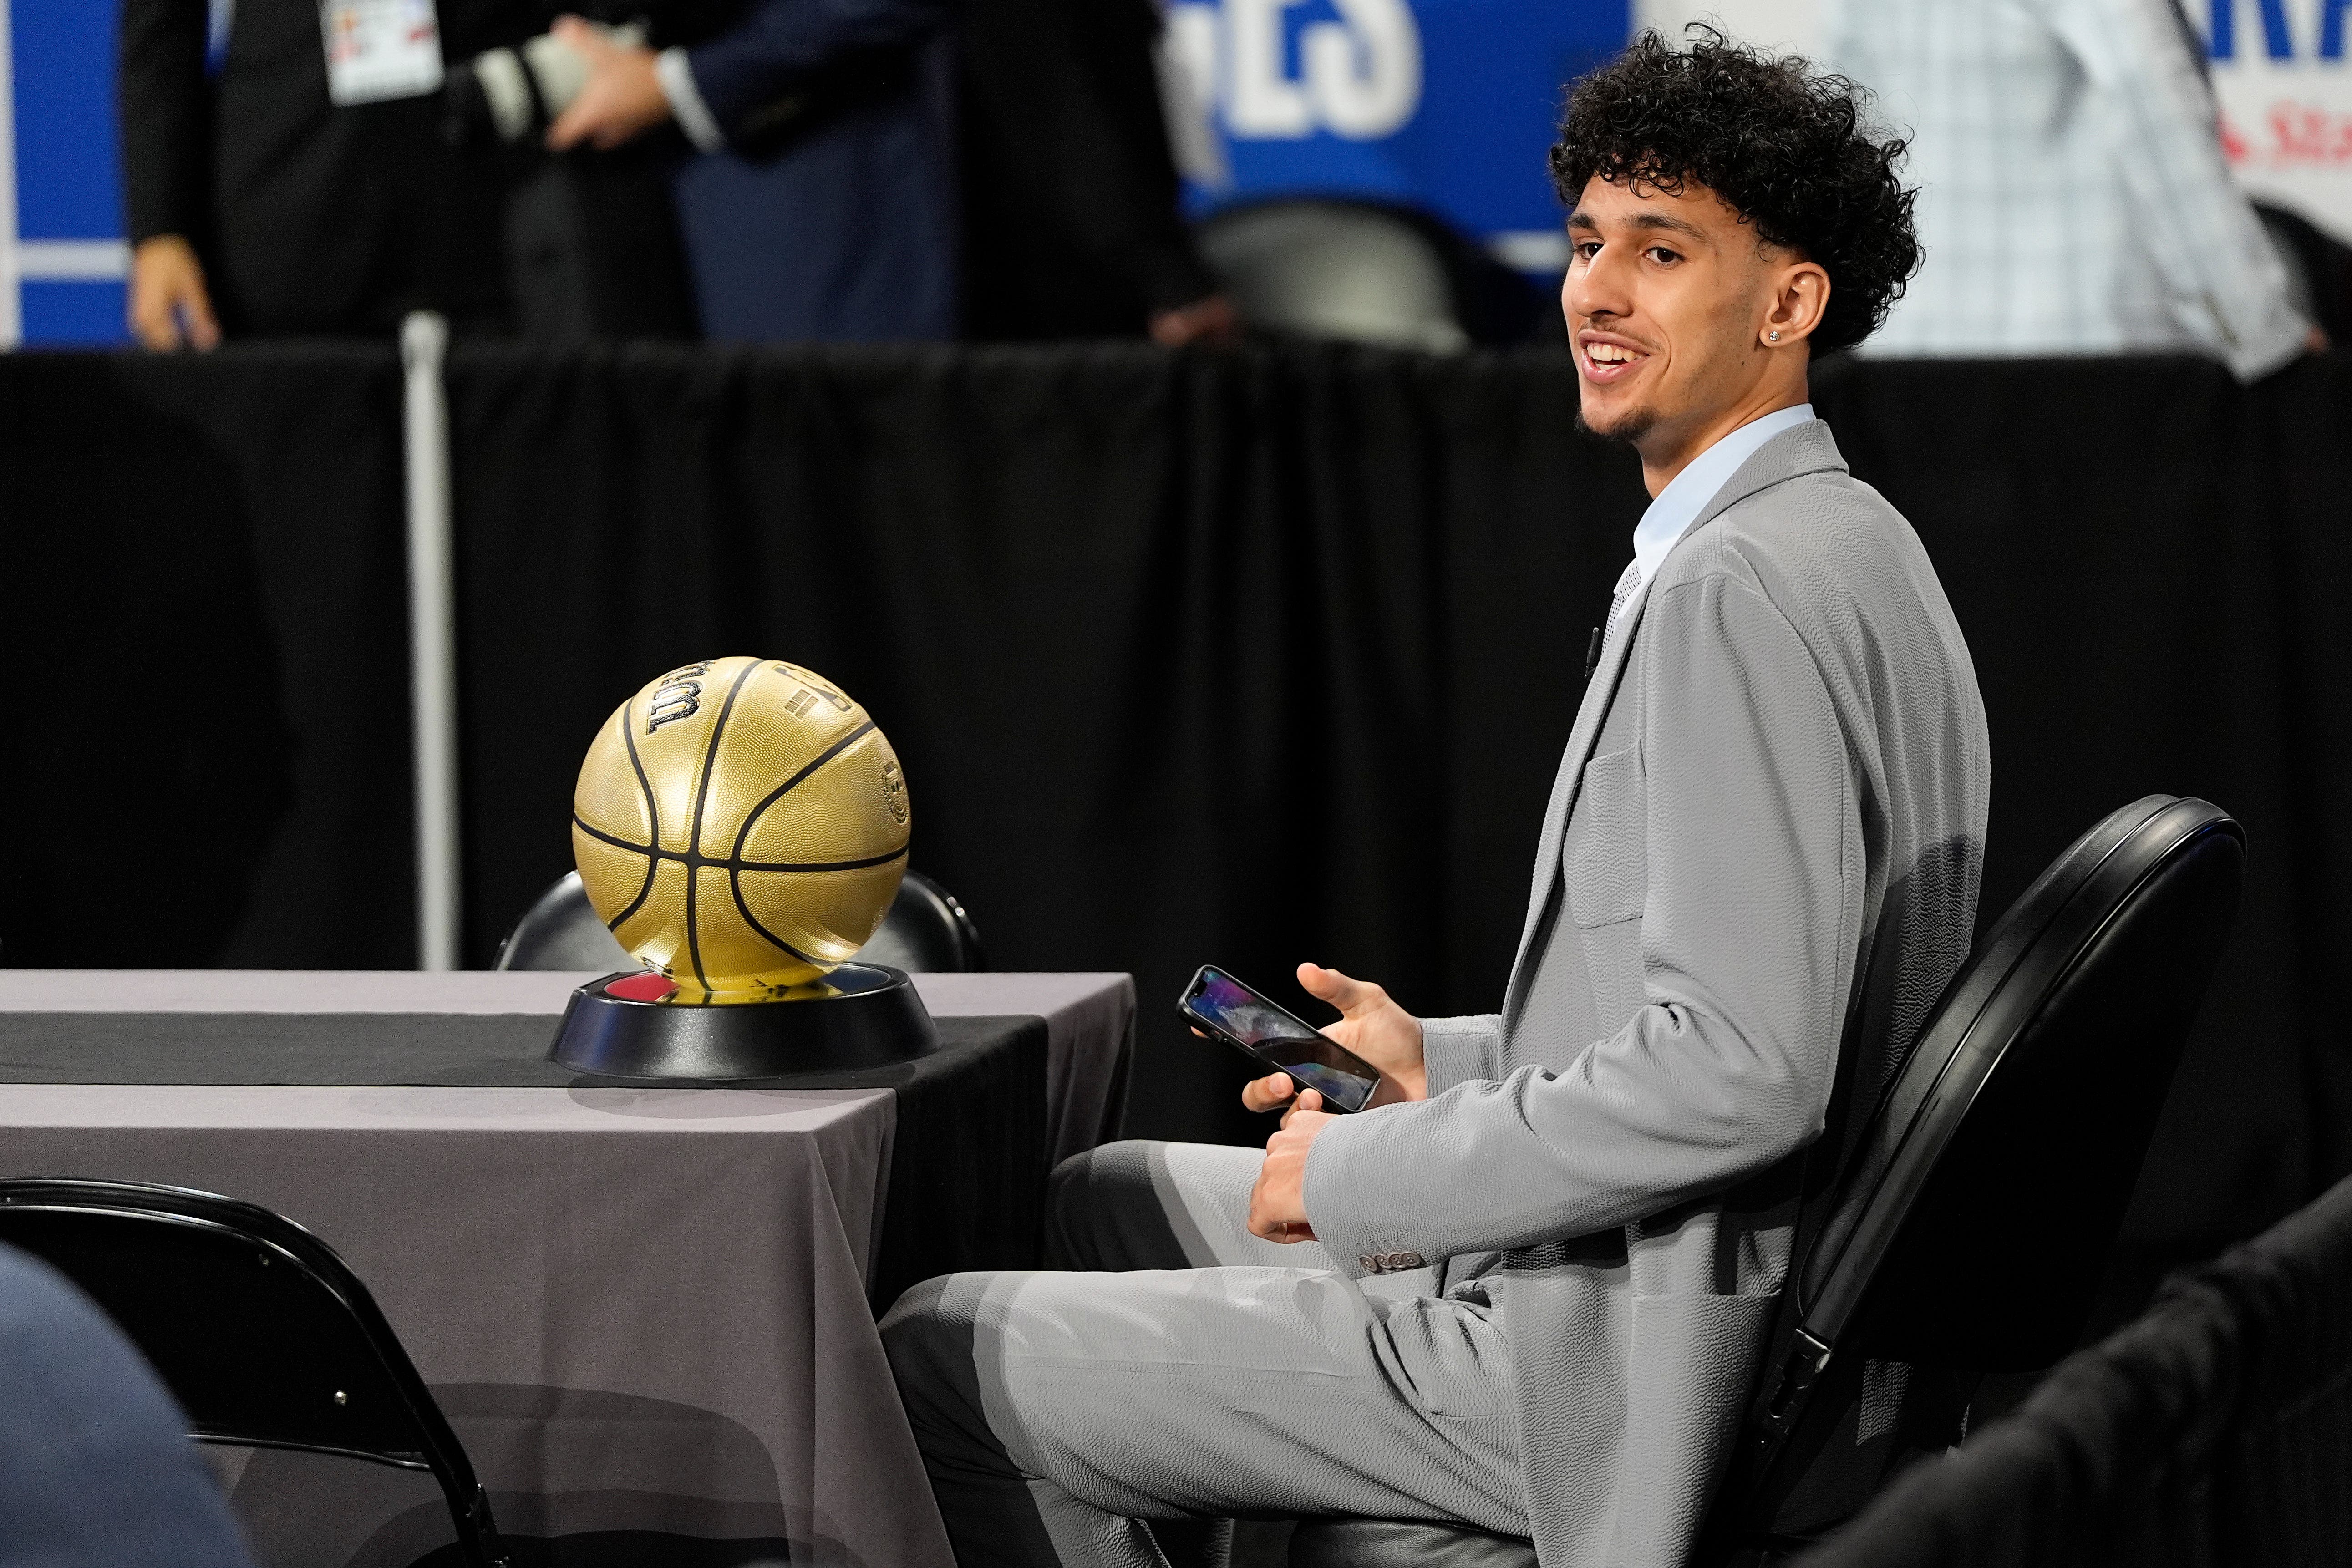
[574,816,655,855]
[682,660,762,988]
[614,708,661,929]
[729,719,879,863]
[735,846,910,873]
[728,871,824,968]
[728,841,905,970]
[571,817,907,874]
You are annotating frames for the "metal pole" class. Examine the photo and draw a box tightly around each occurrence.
[0,0,23,350]
[401,311,461,970]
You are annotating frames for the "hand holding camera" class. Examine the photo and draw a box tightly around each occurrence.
[442,15,665,149]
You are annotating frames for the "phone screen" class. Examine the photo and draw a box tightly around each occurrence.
[1181,967,1381,1112]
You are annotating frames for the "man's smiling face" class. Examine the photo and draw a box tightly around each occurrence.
[1563,173,1799,461]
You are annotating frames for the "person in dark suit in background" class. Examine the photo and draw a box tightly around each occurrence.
[550,0,1230,344]
[120,0,536,347]
[955,0,1234,344]
[543,0,957,342]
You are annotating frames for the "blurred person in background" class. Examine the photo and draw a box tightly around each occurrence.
[1822,0,2321,380]
[549,0,1232,344]
[955,0,1236,345]
[122,0,535,347]
[542,0,957,340]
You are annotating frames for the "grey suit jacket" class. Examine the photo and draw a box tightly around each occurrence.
[1305,421,1991,1567]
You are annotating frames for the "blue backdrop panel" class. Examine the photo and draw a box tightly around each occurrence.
[21,279,129,343]
[5,0,1626,340]
[13,0,126,239]
[1177,0,1626,253]
[10,0,131,343]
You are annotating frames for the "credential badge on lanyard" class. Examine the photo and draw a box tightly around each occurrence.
[320,0,445,105]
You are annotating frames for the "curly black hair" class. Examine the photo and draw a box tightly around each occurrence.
[1549,29,1920,355]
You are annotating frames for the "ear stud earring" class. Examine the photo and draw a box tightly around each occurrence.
[1768,330,1781,342]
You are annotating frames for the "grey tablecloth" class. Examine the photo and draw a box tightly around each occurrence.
[0,1082,926,1566]
[0,970,1137,1568]
[0,971,1134,1166]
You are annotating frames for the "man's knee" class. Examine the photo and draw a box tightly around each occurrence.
[880,1275,981,1425]
[884,1274,1037,1485]
[1045,1141,1189,1270]
[881,1278,1075,1562]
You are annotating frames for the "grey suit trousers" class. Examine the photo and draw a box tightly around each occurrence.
[880,1140,1529,1566]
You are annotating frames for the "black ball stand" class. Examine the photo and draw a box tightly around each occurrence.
[550,963,939,1081]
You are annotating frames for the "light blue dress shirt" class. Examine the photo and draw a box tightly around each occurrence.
[1629,403,1817,592]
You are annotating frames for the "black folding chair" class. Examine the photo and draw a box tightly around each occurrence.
[0,1179,508,1568]
[496,868,985,974]
[1290,795,2245,1567]
[1711,793,2243,1552]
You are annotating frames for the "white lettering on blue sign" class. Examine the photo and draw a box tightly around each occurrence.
[1168,0,1424,143]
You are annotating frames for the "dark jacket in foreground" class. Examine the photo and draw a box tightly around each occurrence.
[0,1243,254,1568]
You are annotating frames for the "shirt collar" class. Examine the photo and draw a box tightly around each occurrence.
[1629,403,1815,588]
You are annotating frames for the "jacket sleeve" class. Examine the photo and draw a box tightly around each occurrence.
[678,0,943,142]
[1420,1014,1504,1095]
[2046,0,2308,380]
[1303,573,1864,1265]
[117,0,211,244]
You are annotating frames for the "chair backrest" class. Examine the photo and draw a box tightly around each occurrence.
[856,870,986,973]
[0,1179,506,1568]
[1197,199,1474,353]
[1721,795,2245,1538]
[496,868,984,974]
[494,871,634,971]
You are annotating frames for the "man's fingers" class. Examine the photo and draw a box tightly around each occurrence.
[1239,1071,1296,1113]
[129,272,179,349]
[1277,1086,1324,1128]
[181,288,221,350]
[545,101,590,149]
[544,19,613,148]
[1297,962,1379,1015]
[131,303,179,350]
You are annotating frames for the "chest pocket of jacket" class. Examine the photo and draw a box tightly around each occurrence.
[1565,745,1646,928]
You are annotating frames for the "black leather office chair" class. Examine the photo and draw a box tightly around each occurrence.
[0,1179,508,1568]
[495,868,985,974]
[1290,795,2245,1567]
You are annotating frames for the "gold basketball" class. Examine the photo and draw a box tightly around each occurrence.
[571,657,911,1000]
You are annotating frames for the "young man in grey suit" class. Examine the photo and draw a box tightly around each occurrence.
[884,31,1990,1568]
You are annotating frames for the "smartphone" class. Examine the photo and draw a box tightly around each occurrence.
[1178,964,1382,1114]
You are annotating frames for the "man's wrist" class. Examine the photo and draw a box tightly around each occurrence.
[1370,1065,1426,1108]
[655,47,726,153]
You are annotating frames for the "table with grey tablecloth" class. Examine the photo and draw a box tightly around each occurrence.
[0,970,1135,1168]
[0,970,1135,1568]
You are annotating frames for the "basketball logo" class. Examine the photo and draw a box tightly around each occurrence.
[571,657,911,1000]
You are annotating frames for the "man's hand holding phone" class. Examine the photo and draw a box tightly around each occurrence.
[1240,963,1428,1118]
[1240,963,1426,1245]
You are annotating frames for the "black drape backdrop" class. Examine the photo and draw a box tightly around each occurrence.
[3,343,2348,1301]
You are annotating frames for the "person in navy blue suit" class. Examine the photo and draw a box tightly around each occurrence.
[546,0,956,342]
[0,1244,255,1568]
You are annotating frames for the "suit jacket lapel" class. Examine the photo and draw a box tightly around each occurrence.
[1499,421,1849,1020]
[1505,573,1652,1012]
